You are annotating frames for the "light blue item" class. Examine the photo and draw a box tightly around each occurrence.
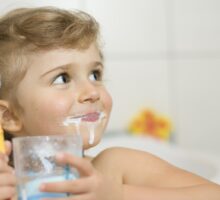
[18,168,76,200]
[20,193,67,200]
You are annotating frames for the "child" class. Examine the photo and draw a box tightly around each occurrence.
[0,7,219,200]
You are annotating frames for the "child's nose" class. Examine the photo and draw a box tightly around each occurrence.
[77,81,100,103]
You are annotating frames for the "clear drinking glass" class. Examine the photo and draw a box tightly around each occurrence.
[13,134,82,200]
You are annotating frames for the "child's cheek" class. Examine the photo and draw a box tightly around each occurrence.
[43,98,71,119]
[35,99,72,135]
[104,92,113,113]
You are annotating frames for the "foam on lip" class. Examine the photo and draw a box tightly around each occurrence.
[63,112,105,125]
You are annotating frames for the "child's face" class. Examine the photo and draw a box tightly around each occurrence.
[13,43,112,149]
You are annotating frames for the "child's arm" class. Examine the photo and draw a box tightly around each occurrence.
[123,183,220,200]
[94,147,220,200]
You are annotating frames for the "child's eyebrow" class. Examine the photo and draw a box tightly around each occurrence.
[40,61,104,78]
[40,64,70,78]
[90,61,104,69]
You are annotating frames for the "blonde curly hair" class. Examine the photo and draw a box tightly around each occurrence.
[0,7,100,100]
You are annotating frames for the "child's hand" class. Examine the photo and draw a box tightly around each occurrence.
[40,153,123,200]
[0,141,16,200]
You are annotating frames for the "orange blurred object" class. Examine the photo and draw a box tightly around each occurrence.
[128,109,172,140]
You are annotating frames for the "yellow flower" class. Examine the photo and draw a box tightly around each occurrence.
[155,116,172,140]
[128,108,172,140]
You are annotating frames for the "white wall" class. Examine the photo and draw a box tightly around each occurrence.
[0,0,220,156]
[84,0,220,156]
[0,0,83,13]
[167,0,220,156]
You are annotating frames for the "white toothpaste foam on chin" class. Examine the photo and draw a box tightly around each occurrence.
[63,112,106,145]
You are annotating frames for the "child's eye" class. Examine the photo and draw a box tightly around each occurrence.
[89,69,102,82]
[52,73,70,85]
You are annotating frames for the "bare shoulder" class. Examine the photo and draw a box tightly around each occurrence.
[91,147,129,175]
[92,147,162,167]
[92,146,170,169]
[92,147,209,187]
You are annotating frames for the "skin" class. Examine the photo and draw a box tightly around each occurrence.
[0,142,16,199]
[0,43,220,200]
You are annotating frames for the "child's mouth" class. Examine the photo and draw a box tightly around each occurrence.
[81,112,100,122]
[64,111,105,125]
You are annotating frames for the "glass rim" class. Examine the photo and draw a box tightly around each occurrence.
[12,133,81,142]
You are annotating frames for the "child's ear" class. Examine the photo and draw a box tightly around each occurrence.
[0,100,22,132]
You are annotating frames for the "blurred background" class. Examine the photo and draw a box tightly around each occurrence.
[0,0,220,157]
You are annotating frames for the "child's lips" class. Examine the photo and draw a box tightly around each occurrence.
[81,112,100,122]
[63,112,106,125]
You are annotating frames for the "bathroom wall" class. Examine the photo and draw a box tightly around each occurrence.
[83,0,220,156]
[0,0,220,156]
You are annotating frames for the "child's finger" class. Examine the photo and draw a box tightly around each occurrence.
[0,159,14,173]
[0,173,16,186]
[41,193,91,200]
[5,140,12,156]
[40,178,91,194]
[0,153,8,163]
[0,186,16,199]
[56,153,94,177]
